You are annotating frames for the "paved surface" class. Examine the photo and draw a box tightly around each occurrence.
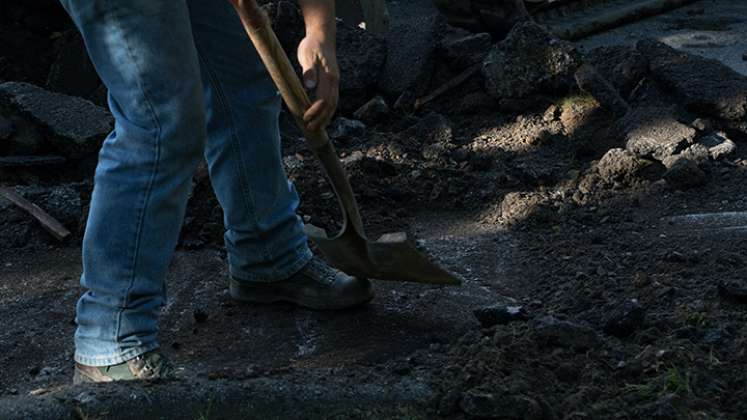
[579,0,747,75]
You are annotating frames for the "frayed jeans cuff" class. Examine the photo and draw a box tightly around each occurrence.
[230,244,313,283]
[74,341,160,367]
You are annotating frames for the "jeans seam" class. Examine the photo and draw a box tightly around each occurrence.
[107,1,164,353]
[195,49,276,271]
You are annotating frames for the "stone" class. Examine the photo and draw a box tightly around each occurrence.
[584,45,648,97]
[328,117,366,139]
[637,39,747,121]
[0,82,112,159]
[440,30,492,68]
[621,107,696,161]
[534,316,601,350]
[663,158,708,190]
[353,95,389,124]
[482,22,581,101]
[455,91,498,115]
[718,279,747,302]
[473,304,526,328]
[460,389,543,420]
[574,63,630,117]
[379,14,442,97]
[698,131,737,160]
[603,299,646,338]
[661,143,710,169]
[595,148,644,187]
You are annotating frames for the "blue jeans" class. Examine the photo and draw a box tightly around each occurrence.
[59,0,312,366]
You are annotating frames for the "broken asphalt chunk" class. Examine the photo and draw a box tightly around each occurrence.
[0,82,112,159]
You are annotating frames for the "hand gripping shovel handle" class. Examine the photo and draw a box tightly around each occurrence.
[231,0,365,235]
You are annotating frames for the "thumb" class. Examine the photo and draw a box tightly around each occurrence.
[302,65,317,90]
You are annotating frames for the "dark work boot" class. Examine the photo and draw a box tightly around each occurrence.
[230,257,374,310]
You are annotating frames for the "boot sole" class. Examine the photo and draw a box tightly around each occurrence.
[229,281,373,311]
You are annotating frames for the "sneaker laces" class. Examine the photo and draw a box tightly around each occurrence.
[132,352,174,379]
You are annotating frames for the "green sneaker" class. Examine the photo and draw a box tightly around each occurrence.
[73,351,175,384]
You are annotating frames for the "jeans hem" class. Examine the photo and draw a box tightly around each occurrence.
[229,244,313,283]
[74,341,160,367]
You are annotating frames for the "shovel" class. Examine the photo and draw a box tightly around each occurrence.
[231,0,460,285]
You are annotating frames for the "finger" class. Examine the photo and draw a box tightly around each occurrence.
[304,99,326,126]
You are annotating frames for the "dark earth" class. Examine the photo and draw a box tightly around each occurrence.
[3,0,747,418]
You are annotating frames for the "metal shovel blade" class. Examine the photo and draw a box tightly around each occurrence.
[305,224,461,285]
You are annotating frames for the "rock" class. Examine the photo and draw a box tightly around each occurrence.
[698,131,737,160]
[379,14,442,98]
[46,30,101,98]
[499,192,553,225]
[574,63,630,117]
[440,29,492,68]
[595,148,644,187]
[637,39,747,121]
[661,143,710,169]
[1,115,45,155]
[400,112,453,144]
[353,95,389,124]
[621,107,695,161]
[0,82,112,158]
[603,299,645,338]
[482,22,581,101]
[473,304,526,328]
[584,45,648,97]
[328,117,366,139]
[663,158,708,190]
[534,316,601,350]
[460,389,543,420]
[336,22,387,113]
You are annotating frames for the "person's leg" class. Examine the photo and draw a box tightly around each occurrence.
[59,0,207,366]
[186,0,312,282]
[184,0,373,310]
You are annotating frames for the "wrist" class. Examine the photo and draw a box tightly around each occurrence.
[305,21,336,40]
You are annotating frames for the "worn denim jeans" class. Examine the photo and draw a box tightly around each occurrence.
[59,0,312,366]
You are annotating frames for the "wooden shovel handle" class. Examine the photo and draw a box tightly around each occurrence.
[231,0,328,149]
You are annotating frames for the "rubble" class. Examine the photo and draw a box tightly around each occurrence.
[328,117,366,139]
[439,28,491,68]
[379,14,442,98]
[621,107,696,161]
[698,131,737,160]
[637,39,747,121]
[574,63,630,117]
[0,82,112,159]
[335,22,387,114]
[353,95,389,124]
[482,22,581,104]
[584,46,648,98]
